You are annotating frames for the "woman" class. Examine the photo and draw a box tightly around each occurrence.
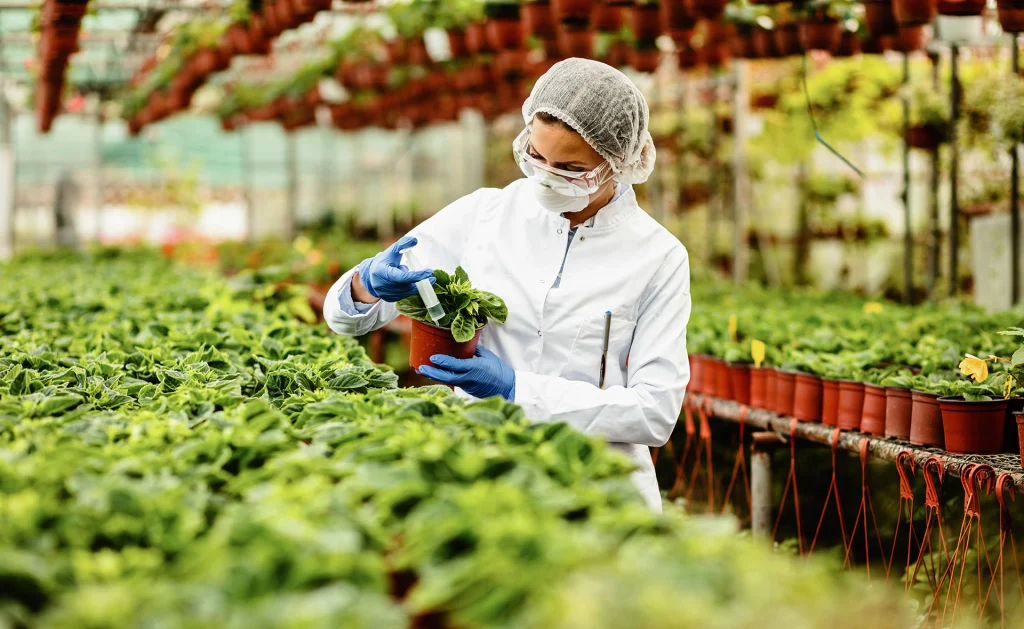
[325,58,690,511]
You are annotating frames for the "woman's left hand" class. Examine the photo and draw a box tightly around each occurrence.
[418,346,516,401]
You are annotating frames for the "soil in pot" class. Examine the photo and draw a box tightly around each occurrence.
[750,367,769,409]
[728,363,752,406]
[861,384,888,436]
[775,370,798,417]
[939,396,1008,454]
[793,373,823,422]
[822,379,840,426]
[910,390,944,447]
[838,380,866,430]
[409,319,482,374]
[885,387,914,440]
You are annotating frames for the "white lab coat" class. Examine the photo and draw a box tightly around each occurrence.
[324,178,691,511]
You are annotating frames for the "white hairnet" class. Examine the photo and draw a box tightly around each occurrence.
[522,57,656,185]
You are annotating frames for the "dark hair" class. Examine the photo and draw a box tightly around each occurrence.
[533,111,575,132]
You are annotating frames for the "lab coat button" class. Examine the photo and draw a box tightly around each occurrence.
[537,330,542,337]
[539,279,545,284]
[557,228,563,234]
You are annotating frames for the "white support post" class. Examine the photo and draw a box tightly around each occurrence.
[751,432,782,541]
[732,60,750,285]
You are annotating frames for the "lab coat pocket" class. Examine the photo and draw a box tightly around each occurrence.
[566,310,637,387]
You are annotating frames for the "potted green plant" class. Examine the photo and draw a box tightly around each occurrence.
[907,81,949,150]
[892,0,936,26]
[724,342,754,406]
[997,0,1024,33]
[992,79,1024,149]
[398,266,508,372]
[795,0,842,53]
[880,371,926,440]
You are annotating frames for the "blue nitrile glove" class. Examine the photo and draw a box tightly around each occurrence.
[356,235,435,303]
[418,346,516,401]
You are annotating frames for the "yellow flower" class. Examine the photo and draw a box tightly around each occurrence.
[293,236,313,254]
[959,355,989,383]
[752,340,766,368]
[728,315,738,343]
[863,302,883,315]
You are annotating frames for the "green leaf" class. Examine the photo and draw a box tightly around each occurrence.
[433,269,452,287]
[454,266,469,284]
[1012,346,1024,367]
[451,314,477,343]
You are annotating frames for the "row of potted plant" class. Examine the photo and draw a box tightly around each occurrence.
[686,290,1024,463]
[34,0,91,132]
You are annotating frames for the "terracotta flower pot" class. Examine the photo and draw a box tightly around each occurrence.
[798,20,841,52]
[1016,412,1024,468]
[1005,399,1024,455]
[715,359,734,401]
[556,22,594,57]
[833,30,862,56]
[885,387,914,440]
[448,29,470,59]
[629,4,662,41]
[937,0,986,15]
[524,1,556,39]
[772,23,802,56]
[689,354,707,394]
[939,396,1008,454]
[906,125,944,150]
[763,368,778,413]
[752,27,779,57]
[862,35,893,54]
[892,25,926,52]
[861,384,888,436]
[594,4,624,32]
[661,1,697,36]
[728,363,752,406]
[863,0,899,36]
[822,379,841,426]
[998,6,1024,33]
[910,390,944,447]
[551,0,595,24]
[838,380,866,431]
[685,0,728,20]
[486,16,525,51]
[775,371,798,417]
[730,30,758,58]
[793,373,823,422]
[409,319,483,376]
[893,0,937,26]
[628,45,662,73]
[466,22,495,55]
[750,367,769,409]
[704,358,723,398]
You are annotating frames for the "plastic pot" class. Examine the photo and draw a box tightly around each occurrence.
[838,380,866,431]
[798,20,841,52]
[907,125,944,150]
[728,363,752,406]
[556,22,594,57]
[594,4,624,32]
[750,367,769,409]
[409,319,482,373]
[524,1,556,39]
[628,45,662,73]
[937,0,986,15]
[629,4,662,41]
[834,30,862,56]
[466,22,495,55]
[660,1,696,35]
[863,1,899,35]
[775,371,798,417]
[820,379,840,427]
[751,27,779,58]
[763,368,778,413]
[731,30,758,58]
[998,0,1024,32]
[772,23,802,56]
[861,384,888,436]
[486,16,525,51]
[893,0,937,25]
[703,358,722,398]
[551,0,595,24]
[688,354,706,394]
[939,396,1008,454]
[793,373,823,422]
[892,25,927,52]
[715,359,734,401]
[1016,412,1024,468]
[910,390,944,447]
[1005,398,1024,455]
[685,0,728,20]
[885,387,914,440]
[447,29,470,59]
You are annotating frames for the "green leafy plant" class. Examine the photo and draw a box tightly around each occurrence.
[397,266,508,342]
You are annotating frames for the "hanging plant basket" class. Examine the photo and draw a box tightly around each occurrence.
[863,1,899,35]
[593,3,624,32]
[892,0,936,26]
[629,4,663,41]
[523,0,556,40]
[861,34,893,54]
[661,0,698,37]
[751,26,780,57]
[556,21,595,57]
[906,124,946,149]
[551,0,595,25]
[937,0,986,15]
[448,29,470,59]
[997,0,1024,32]
[885,387,913,440]
[939,396,1008,454]
[833,30,862,56]
[798,19,841,53]
[466,22,495,55]
[485,5,526,51]
[772,23,801,56]
[685,0,728,20]
[628,42,662,73]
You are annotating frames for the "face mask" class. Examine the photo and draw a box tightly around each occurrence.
[531,173,591,214]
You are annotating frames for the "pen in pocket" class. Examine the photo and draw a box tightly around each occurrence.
[599,311,611,389]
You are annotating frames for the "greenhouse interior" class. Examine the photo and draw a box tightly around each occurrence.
[2,0,1024,627]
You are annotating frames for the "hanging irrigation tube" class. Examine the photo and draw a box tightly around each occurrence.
[949,44,961,298]
[902,52,914,305]
[1011,36,1021,306]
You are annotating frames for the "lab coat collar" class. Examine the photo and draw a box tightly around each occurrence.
[585,183,638,231]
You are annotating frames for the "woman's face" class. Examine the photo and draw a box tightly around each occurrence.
[526,120,617,203]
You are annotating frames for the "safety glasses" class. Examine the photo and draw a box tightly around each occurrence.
[512,127,614,198]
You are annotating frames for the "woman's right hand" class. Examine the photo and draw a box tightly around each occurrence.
[352,236,435,304]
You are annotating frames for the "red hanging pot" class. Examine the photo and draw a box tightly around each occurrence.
[676,44,704,69]
[862,34,893,54]
[939,397,1008,454]
[728,363,752,406]
[863,1,899,35]
[486,15,526,51]
[730,29,758,58]
[833,30,862,57]
[861,384,888,436]
[751,27,780,58]
[495,49,530,78]
[715,359,734,401]
[628,44,662,73]
[937,0,986,15]
[997,0,1024,32]
[763,368,778,412]
[775,371,798,417]
[909,390,944,447]
[837,380,866,431]
[822,378,841,426]
[448,29,470,59]
[629,4,663,41]
[702,42,731,67]
[793,373,823,422]
[884,387,913,440]
[524,0,557,39]
[409,319,482,374]
[684,0,728,21]
[798,19,841,53]
[1015,412,1024,468]
[661,0,697,37]
[466,22,495,55]
[704,357,723,398]
[892,0,937,26]
[593,3,624,32]
[892,25,926,52]
[247,17,272,55]
[556,22,595,57]
[551,0,596,24]
[772,23,801,56]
